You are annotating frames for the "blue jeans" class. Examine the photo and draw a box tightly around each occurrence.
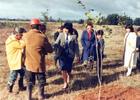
[8,68,25,86]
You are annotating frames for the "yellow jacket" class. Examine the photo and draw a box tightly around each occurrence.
[6,35,25,70]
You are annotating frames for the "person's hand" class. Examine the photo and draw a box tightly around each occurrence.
[76,56,80,64]
[136,48,139,52]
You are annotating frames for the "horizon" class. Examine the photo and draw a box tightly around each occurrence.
[0,0,140,20]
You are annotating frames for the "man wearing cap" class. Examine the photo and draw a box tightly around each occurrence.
[5,27,26,93]
[23,18,53,100]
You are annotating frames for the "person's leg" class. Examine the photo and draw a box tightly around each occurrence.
[67,72,71,84]
[62,71,68,89]
[37,72,46,100]
[18,68,26,91]
[66,58,73,84]
[137,53,140,70]
[25,70,35,100]
[7,70,18,92]
[82,49,89,66]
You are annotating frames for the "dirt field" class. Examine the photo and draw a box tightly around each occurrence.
[0,23,140,100]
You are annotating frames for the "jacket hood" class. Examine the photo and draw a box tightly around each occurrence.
[6,35,17,45]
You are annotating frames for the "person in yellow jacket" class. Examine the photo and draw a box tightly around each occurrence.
[6,27,26,92]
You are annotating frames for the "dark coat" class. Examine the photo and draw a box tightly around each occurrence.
[81,30,96,61]
[54,33,79,72]
[136,36,140,51]
[54,31,60,41]
[55,33,79,59]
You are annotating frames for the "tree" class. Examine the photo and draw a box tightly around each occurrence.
[125,18,133,26]
[106,14,119,25]
[78,19,84,24]
[41,9,49,25]
[118,15,133,25]
[134,18,140,26]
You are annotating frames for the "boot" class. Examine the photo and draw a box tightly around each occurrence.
[38,85,45,100]
[18,79,26,91]
[7,84,13,93]
[27,85,32,100]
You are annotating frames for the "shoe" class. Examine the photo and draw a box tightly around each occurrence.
[82,60,88,66]
[38,85,45,100]
[18,79,26,91]
[7,84,13,93]
[62,83,68,90]
[19,86,26,91]
[126,68,132,76]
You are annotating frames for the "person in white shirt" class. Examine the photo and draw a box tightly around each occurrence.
[124,25,137,76]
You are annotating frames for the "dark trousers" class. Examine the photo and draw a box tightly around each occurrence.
[25,70,46,87]
[137,52,140,70]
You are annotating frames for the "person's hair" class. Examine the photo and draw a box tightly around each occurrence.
[96,30,104,36]
[39,24,46,33]
[136,27,140,32]
[64,22,73,29]
[31,24,40,30]
[58,25,64,30]
[125,25,134,32]
[14,27,26,35]
[86,22,93,28]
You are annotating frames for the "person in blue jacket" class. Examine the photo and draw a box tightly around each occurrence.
[81,22,96,66]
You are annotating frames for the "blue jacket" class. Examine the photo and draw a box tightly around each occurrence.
[81,30,96,61]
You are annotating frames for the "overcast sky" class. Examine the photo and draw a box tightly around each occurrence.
[0,0,140,20]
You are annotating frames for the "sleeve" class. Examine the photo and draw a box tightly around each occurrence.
[81,31,85,48]
[54,32,59,41]
[74,29,78,39]
[43,36,53,54]
[75,39,80,57]
[55,33,62,44]
[13,40,25,49]
[128,34,137,51]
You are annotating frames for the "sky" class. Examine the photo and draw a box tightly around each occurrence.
[0,0,140,20]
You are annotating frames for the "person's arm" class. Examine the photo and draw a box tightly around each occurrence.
[43,36,53,54]
[74,29,78,39]
[81,31,86,48]
[54,33,62,44]
[13,40,25,49]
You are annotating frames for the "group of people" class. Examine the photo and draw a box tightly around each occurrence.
[5,18,105,100]
[6,18,53,100]
[123,25,140,76]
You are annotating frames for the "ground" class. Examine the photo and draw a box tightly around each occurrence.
[0,23,140,100]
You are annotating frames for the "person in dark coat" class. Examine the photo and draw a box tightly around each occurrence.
[136,27,140,70]
[95,30,105,77]
[96,30,105,60]
[81,22,96,66]
[54,24,80,89]
[53,26,64,66]
[63,22,80,64]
